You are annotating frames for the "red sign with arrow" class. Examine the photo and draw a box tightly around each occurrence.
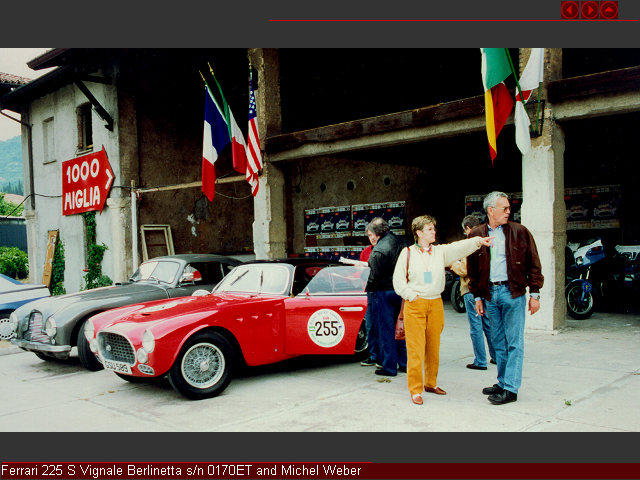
[62,146,114,216]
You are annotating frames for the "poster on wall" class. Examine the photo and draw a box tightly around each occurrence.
[464,195,486,224]
[565,187,592,230]
[590,185,621,229]
[304,206,351,236]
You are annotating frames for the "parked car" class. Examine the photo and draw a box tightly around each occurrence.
[0,274,50,341]
[10,254,241,370]
[86,259,370,399]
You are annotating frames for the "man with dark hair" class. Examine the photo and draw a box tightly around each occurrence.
[451,215,496,371]
[366,217,407,377]
[467,191,544,405]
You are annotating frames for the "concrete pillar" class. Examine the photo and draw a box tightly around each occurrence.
[249,48,287,259]
[105,197,130,282]
[24,210,38,284]
[520,48,566,332]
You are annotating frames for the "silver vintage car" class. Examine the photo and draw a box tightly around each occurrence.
[10,254,241,370]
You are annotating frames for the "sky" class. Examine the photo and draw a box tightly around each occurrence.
[0,48,54,141]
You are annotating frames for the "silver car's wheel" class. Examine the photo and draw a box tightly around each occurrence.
[168,331,233,400]
[0,314,14,340]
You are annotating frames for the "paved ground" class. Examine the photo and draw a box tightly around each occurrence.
[1,304,639,432]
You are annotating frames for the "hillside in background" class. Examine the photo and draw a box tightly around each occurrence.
[0,135,24,194]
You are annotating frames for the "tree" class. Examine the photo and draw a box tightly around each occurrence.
[0,193,24,216]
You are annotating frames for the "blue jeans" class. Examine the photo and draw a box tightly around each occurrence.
[364,292,380,362]
[463,293,495,367]
[370,290,407,374]
[484,285,526,394]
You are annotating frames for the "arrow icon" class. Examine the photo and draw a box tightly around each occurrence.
[105,169,113,190]
[601,1,618,19]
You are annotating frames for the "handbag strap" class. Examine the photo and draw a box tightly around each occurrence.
[406,246,410,282]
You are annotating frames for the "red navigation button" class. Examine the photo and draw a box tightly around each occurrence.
[561,1,580,19]
[581,1,599,19]
[600,0,618,19]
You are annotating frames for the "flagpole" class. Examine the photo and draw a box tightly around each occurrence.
[208,62,232,140]
[504,48,533,135]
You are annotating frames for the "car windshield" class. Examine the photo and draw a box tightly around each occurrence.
[130,260,180,284]
[214,264,290,295]
[299,265,369,296]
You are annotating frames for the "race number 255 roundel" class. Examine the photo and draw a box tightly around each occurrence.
[307,309,345,348]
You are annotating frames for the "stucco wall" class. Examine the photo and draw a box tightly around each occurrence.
[23,68,122,293]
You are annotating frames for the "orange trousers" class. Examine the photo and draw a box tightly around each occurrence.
[403,297,445,395]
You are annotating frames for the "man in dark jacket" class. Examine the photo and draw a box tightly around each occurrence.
[366,217,407,376]
[467,191,544,405]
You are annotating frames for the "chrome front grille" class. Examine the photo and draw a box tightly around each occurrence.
[97,332,136,365]
[27,312,49,343]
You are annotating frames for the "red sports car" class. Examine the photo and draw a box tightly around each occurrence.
[85,260,369,399]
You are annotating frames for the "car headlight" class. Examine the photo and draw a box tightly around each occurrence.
[44,317,57,337]
[137,348,148,364]
[142,329,155,353]
[84,319,95,342]
[9,312,18,332]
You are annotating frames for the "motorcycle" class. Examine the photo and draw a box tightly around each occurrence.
[565,239,604,319]
[446,269,466,313]
[565,239,640,319]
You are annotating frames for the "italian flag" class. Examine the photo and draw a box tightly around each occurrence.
[481,48,514,163]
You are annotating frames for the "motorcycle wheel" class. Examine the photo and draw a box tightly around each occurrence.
[566,283,595,319]
[450,279,466,313]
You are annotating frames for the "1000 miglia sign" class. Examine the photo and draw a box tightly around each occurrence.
[62,146,114,216]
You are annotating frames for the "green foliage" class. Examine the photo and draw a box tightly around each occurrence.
[82,211,112,290]
[0,193,24,216]
[0,246,28,279]
[51,238,66,296]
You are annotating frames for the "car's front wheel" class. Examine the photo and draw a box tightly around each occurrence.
[167,331,233,400]
[77,320,104,371]
[0,313,14,340]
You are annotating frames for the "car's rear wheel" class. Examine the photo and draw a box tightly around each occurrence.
[354,320,368,355]
[77,320,104,371]
[167,331,233,400]
[450,279,466,313]
[0,313,14,340]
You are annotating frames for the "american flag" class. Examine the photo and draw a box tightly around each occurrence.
[246,66,263,196]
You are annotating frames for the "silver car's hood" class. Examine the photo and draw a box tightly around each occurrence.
[14,282,167,319]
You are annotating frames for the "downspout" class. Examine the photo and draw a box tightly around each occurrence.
[0,109,34,208]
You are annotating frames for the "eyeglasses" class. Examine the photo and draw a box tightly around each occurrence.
[491,206,511,213]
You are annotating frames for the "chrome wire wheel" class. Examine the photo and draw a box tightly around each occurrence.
[181,342,226,389]
[0,314,14,340]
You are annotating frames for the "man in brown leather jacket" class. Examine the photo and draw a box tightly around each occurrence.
[467,191,544,405]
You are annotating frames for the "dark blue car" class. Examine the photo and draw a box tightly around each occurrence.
[0,274,50,340]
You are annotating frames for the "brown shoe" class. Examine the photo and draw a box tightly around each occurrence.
[424,386,447,395]
[411,394,423,405]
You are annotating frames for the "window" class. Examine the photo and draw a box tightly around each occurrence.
[43,117,55,164]
[77,103,93,151]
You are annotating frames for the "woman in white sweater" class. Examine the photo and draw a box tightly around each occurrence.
[393,215,492,405]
